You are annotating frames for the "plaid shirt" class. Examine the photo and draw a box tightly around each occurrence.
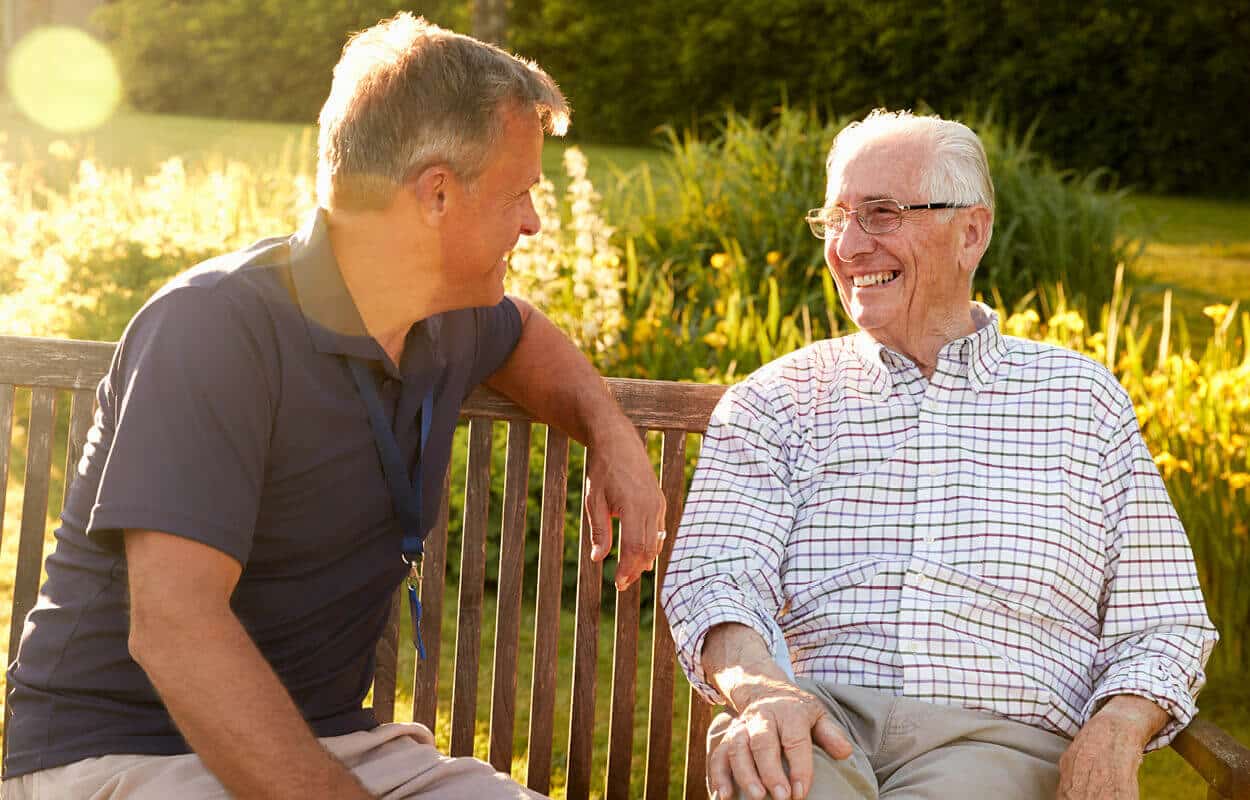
[663,305,1217,749]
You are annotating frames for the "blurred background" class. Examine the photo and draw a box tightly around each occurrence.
[1,2,1247,798]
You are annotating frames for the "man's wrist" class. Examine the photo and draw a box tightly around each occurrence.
[1093,694,1170,748]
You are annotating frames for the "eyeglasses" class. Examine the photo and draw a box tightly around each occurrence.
[804,199,972,239]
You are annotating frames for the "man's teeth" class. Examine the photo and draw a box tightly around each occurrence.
[853,271,900,288]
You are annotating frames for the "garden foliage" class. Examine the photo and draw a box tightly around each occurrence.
[1,124,1245,672]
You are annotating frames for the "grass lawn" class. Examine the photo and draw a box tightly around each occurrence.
[3,105,1248,797]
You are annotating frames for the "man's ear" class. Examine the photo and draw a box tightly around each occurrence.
[408,165,451,226]
[958,206,993,275]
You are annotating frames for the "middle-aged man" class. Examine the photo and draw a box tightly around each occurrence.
[3,15,665,800]
[663,110,1217,800]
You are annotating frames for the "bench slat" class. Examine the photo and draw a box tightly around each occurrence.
[451,419,493,757]
[525,428,569,794]
[461,380,725,433]
[1172,718,1250,800]
[9,388,57,670]
[63,389,95,513]
[566,455,602,800]
[0,385,14,550]
[0,336,114,389]
[605,428,649,800]
[372,591,401,724]
[645,431,687,800]
[489,421,531,774]
[413,470,452,729]
[685,685,713,800]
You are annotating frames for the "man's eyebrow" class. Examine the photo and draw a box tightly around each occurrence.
[861,194,894,202]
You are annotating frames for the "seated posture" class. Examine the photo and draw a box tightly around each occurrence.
[3,15,666,800]
[662,110,1217,800]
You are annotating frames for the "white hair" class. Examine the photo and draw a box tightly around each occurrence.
[826,109,994,234]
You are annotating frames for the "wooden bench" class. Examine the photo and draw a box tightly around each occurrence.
[2,333,1248,800]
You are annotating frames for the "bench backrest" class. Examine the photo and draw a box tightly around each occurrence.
[0,334,726,799]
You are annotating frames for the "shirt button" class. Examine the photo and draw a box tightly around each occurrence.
[902,641,919,654]
[914,573,929,589]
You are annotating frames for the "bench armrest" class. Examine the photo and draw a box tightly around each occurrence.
[1170,718,1250,799]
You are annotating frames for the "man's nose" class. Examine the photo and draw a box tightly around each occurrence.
[519,193,540,237]
[833,217,875,263]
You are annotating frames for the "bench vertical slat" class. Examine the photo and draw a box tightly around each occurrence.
[565,453,602,800]
[62,388,95,511]
[0,384,14,549]
[372,590,401,724]
[644,430,687,800]
[451,419,493,757]
[525,428,569,794]
[488,421,531,774]
[413,469,452,729]
[684,687,713,800]
[8,388,57,669]
[604,428,649,800]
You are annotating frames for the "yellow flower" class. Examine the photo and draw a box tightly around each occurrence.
[702,331,729,349]
[710,252,730,270]
[1203,304,1230,326]
[1154,451,1179,478]
[766,251,782,266]
[1224,472,1250,491]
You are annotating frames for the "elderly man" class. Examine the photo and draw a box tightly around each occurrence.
[663,110,1216,800]
[4,15,665,800]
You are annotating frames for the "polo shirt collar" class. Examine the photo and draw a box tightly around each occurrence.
[848,302,1008,395]
[288,208,387,363]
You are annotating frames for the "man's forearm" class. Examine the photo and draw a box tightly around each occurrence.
[1091,694,1171,747]
[132,608,370,799]
[487,297,634,448]
[703,622,795,712]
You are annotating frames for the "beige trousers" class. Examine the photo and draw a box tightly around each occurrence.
[1,722,546,799]
[708,681,1071,800]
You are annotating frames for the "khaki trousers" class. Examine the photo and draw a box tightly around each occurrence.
[708,681,1071,800]
[1,722,546,799]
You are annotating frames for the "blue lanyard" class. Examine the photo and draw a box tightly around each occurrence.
[347,358,433,660]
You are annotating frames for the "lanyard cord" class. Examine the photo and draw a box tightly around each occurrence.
[347,358,433,658]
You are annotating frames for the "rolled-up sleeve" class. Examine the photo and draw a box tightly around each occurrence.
[1083,397,1218,750]
[662,381,796,705]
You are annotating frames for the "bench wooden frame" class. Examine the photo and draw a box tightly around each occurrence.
[2,333,1248,800]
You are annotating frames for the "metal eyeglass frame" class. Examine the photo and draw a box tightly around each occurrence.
[805,199,972,239]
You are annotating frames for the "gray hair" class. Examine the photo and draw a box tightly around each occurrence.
[317,13,570,210]
[826,109,994,233]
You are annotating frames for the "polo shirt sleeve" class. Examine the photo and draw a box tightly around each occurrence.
[86,286,275,565]
[466,296,523,389]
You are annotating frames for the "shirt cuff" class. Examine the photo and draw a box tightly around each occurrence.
[1082,658,1201,751]
[670,597,779,707]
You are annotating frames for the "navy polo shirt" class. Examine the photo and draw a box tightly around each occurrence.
[3,210,522,778]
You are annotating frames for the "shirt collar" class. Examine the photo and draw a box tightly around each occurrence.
[848,302,1008,395]
[287,208,386,362]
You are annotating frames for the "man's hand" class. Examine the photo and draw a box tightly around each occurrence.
[708,679,853,800]
[1057,695,1169,800]
[584,422,666,590]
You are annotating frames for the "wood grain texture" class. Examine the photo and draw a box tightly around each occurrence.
[462,379,725,433]
[413,469,452,729]
[0,335,113,389]
[525,428,569,794]
[0,385,14,551]
[1172,718,1250,800]
[62,388,95,513]
[644,431,688,800]
[565,454,602,800]
[605,577,641,800]
[684,687,713,800]
[488,421,531,774]
[450,419,492,758]
[9,387,56,667]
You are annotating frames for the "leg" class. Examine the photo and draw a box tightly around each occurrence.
[871,698,1069,800]
[326,722,549,799]
[706,710,877,800]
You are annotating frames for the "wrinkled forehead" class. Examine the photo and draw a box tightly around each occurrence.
[825,133,930,206]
